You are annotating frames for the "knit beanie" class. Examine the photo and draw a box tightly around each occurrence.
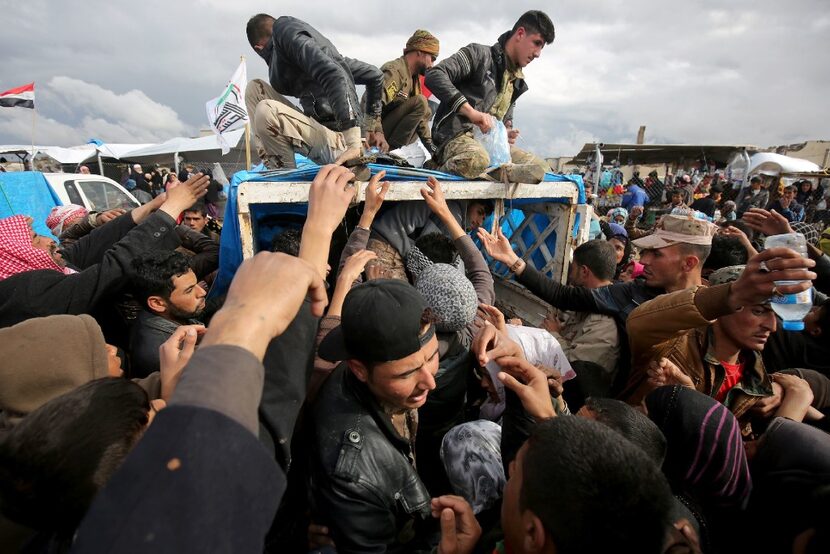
[415,263,477,332]
[405,29,439,57]
[0,314,109,425]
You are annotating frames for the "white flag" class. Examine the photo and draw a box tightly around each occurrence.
[206,60,248,155]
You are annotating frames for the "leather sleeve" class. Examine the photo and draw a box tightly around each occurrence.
[284,31,360,130]
[346,57,383,125]
[316,477,396,554]
[425,45,478,112]
[62,211,136,269]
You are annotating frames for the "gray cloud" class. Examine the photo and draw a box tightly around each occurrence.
[1,0,827,158]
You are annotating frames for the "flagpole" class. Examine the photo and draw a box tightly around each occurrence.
[241,55,252,170]
[30,108,36,171]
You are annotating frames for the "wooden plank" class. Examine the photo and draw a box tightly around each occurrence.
[237,179,577,205]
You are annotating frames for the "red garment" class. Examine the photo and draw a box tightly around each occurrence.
[0,215,65,280]
[715,360,744,402]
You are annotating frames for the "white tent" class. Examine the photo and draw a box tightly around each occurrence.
[748,153,821,176]
[114,130,245,165]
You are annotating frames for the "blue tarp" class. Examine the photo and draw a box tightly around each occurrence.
[0,172,63,238]
[212,155,585,295]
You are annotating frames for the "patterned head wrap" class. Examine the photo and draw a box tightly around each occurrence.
[415,263,477,332]
[440,420,505,514]
[790,222,820,247]
[404,29,439,57]
[0,215,67,280]
[45,204,88,236]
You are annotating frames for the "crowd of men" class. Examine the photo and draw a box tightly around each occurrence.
[0,9,829,554]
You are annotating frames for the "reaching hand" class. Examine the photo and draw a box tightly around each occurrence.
[719,225,757,255]
[158,324,205,401]
[201,252,328,360]
[338,249,378,285]
[334,147,362,166]
[366,130,389,153]
[477,304,506,331]
[728,248,816,311]
[306,165,357,235]
[540,313,562,334]
[646,358,695,389]
[749,380,783,418]
[630,205,644,219]
[160,173,210,219]
[477,226,520,267]
[95,208,126,226]
[359,170,389,229]
[741,208,793,236]
[431,496,481,554]
[421,176,451,218]
[472,323,525,367]
[496,356,557,420]
[771,373,814,422]
[467,109,493,134]
[507,128,520,145]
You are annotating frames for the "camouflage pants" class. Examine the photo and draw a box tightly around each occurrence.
[366,237,408,281]
[382,95,430,150]
[437,131,550,179]
[244,79,346,169]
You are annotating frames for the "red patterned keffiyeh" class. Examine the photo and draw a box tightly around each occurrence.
[46,204,88,236]
[0,215,67,280]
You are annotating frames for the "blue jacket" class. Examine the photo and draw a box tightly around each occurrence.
[622,184,649,211]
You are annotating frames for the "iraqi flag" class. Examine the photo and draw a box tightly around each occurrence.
[0,83,35,109]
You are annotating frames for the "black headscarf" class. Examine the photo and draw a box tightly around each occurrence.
[646,385,752,510]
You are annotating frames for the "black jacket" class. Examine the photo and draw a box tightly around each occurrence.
[129,311,202,378]
[0,211,180,328]
[309,365,434,553]
[425,31,528,148]
[258,16,383,132]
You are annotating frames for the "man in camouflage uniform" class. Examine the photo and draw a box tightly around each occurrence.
[425,11,554,178]
[376,30,440,154]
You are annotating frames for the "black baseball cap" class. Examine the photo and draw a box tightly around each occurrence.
[318,279,435,363]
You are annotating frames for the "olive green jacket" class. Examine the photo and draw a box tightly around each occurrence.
[379,56,431,141]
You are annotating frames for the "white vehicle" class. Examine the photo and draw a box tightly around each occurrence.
[44,173,140,212]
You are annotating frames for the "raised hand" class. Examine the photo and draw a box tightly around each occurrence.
[496,356,557,420]
[742,208,793,236]
[728,248,816,310]
[158,324,206,401]
[359,170,389,229]
[160,173,210,219]
[431,496,481,554]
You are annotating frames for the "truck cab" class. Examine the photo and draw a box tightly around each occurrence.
[44,173,140,211]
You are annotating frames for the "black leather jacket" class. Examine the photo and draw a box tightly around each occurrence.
[308,364,434,553]
[425,31,528,148]
[258,16,383,132]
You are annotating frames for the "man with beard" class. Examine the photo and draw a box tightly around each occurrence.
[374,30,440,153]
[128,251,207,378]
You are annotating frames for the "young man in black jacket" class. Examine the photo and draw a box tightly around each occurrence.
[425,10,554,178]
[246,14,387,168]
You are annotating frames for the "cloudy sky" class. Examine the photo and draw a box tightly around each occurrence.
[1,0,827,158]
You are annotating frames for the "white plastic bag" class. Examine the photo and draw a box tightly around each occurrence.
[472,117,511,166]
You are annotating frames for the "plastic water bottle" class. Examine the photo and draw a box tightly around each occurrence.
[764,233,813,331]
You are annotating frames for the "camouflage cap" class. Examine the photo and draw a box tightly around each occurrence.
[405,29,439,57]
[632,214,719,250]
[708,265,745,286]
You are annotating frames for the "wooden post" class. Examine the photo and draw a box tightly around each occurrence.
[30,108,36,169]
[636,126,646,145]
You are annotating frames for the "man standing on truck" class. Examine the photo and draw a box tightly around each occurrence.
[425,10,554,178]
[373,30,440,154]
[245,14,387,168]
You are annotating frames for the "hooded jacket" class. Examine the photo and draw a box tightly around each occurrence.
[0,314,162,429]
[258,16,383,133]
[425,31,528,148]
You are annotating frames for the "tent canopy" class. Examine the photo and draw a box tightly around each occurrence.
[747,152,821,176]
[570,143,759,165]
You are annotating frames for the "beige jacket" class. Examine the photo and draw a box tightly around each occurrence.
[551,310,620,374]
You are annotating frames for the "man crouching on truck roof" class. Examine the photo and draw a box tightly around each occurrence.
[425,10,554,178]
[245,14,387,169]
